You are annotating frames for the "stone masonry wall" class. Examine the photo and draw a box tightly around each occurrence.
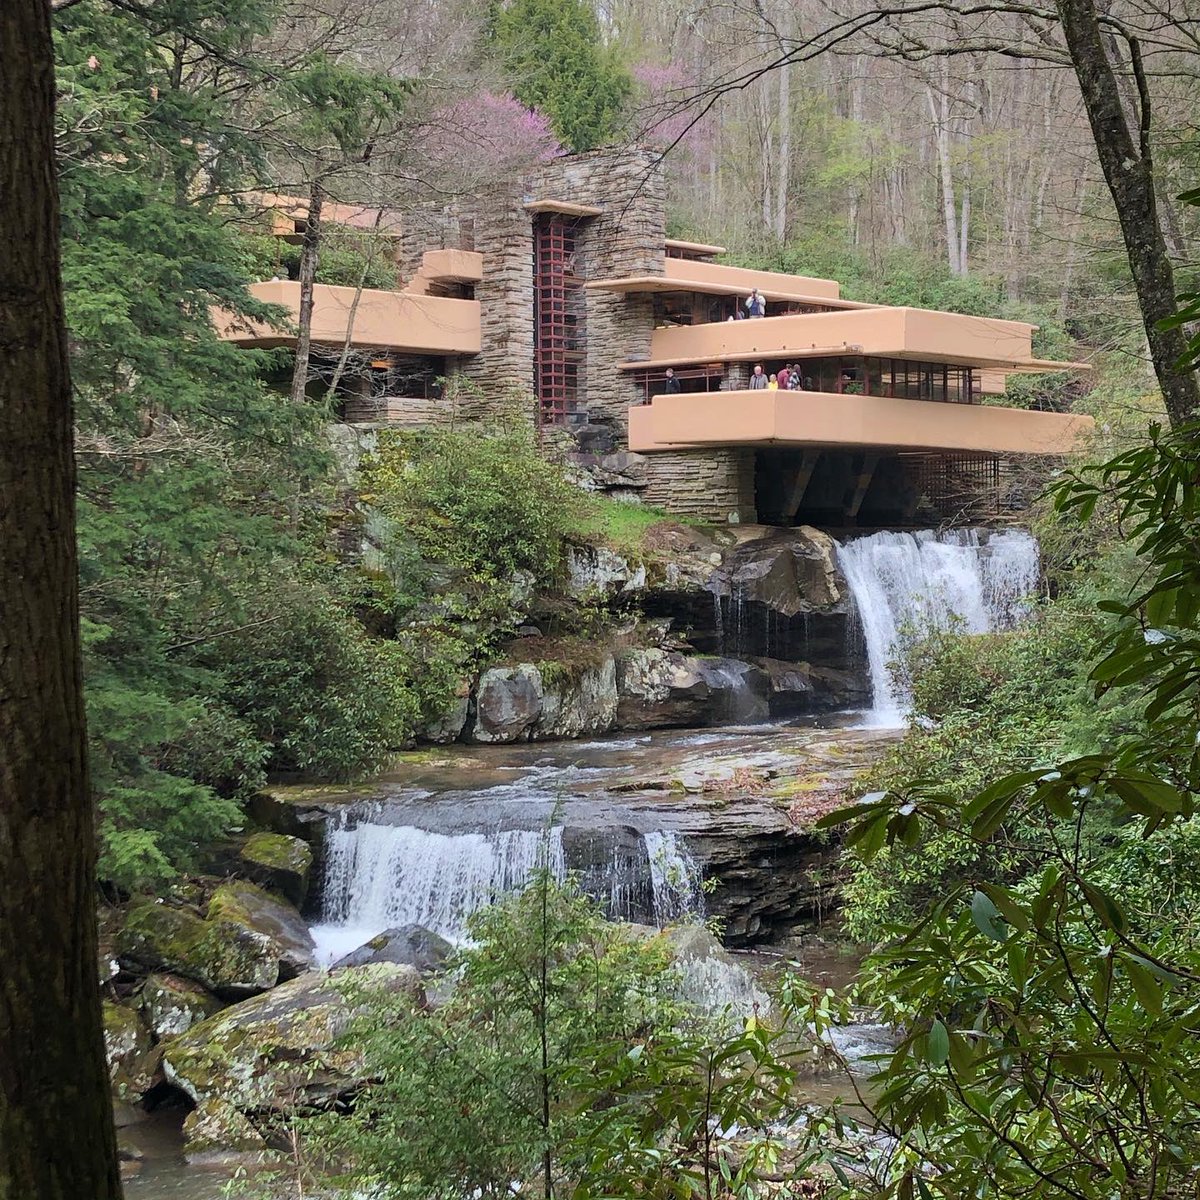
[642,448,757,523]
[394,150,667,430]
[459,190,536,399]
[535,150,666,433]
[723,363,751,390]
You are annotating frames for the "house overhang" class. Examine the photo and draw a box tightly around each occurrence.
[585,275,870,308]
[630,307,1077,371]
[215,280,481,356]
[665,237,727,257]
[523,199,604,218]
[620,352,1092,372]
[628,391,1095,457]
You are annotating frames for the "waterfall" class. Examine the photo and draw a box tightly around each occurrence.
[311,814,706,964]
[311,822,567,962]
[836,528,1039,726]
[644,831,704,924]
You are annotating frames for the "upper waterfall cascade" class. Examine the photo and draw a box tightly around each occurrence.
[836,528,1040,726]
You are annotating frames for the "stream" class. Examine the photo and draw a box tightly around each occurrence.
[125,713,895,1199]
[123,527,1041,1196]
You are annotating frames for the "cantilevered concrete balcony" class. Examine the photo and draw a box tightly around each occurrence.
[628,391,1095,457]
[634,307,1056,370]
[586,258,865,308]
[216,280,481,356]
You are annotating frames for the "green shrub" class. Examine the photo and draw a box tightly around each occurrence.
[363,426,585,586]
[842,595,1143,939]
[193,583,418,778]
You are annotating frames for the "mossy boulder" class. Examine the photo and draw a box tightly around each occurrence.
[117,900,279,998]
[182,1098,270,1167]
[238,832,313,907]
[331,924,453,974]
[163,964,423,1113]
[207,880,316,980]
[103,1002,159,1101]
[138,973,224,1041]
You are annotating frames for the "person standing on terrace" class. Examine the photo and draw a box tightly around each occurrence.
[777,364,791,389]
[744,288,766,318]
[749,364,768,389]
[664,368,681,394]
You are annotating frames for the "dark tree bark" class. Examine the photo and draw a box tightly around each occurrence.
[0,3,123,1199]
[289,179,325,407]
[1055,0,1200,428]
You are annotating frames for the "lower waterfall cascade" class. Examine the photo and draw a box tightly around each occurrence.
[836,528,1040,726]
[310,810,706,964]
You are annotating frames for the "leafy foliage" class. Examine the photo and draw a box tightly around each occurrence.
[816,417,1200,1200]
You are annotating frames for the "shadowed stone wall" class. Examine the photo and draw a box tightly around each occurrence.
[642,448,757,523]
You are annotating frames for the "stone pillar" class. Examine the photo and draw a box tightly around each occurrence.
[723,363,751,390]
[458,189,535,406]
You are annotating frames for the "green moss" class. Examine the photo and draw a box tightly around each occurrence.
[241,832,311,874]
[118,900,278,995]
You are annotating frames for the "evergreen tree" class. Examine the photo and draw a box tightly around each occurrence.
[487,0,631,151]
[54,0,414,889]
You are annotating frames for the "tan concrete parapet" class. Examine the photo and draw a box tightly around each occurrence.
[665,258,845,301]
[665,237,727,257]
[642,307,1042,369]
[523,199,604,217]
[214,280,481,355]
[628,390,1095,456]
[417,248,483,283]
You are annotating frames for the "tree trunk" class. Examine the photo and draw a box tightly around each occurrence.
[1055,0,1200,427]
[0,4,123,1198]
[289,179,325,408]
[773,59,790,243]
[928,78,961,276]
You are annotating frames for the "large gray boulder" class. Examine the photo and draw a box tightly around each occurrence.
[117,900,281,998]
[238,832,313,907]
[535,655,618,739]
[163,964,423,1114]
[182,1099,270,1167]
[103,1002,159,1102]
[615,648,711,729]
[331,924,453,974]
[470,664,544,742]
[661,926,770,1021]
[468,658,620,743]
[721,526,843,617]
[565,544,647,601]
[206,880,316,981]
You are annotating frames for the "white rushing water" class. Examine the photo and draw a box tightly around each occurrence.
[645,831,705,924]
[836,528,1040,726]
[311,817,706,964]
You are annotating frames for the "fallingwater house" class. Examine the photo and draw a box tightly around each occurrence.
[217,150,1093,528]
